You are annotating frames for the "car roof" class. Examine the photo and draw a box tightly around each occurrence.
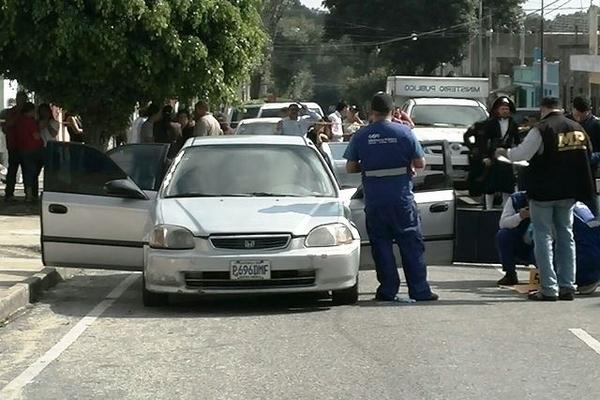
[238,117,282,124]
[411,98,485,107]
[260,102,321,110]
[186,135,309,148]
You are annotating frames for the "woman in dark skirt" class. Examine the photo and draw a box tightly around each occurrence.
[482,97,521,209]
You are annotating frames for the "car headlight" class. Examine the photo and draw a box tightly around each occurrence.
[149,225,195,250]
[305,223,354,247]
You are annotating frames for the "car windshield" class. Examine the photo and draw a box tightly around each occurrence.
[163,144,337,198]
[411,105,487,127]
[328,142,451,192]
[231,106,261,123]
[261,108,322,118]
[236,122,278,135]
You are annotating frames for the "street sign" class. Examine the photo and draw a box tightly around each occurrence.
[387,76,490,100]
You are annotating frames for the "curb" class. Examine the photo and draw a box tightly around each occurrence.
[0,267,65,323]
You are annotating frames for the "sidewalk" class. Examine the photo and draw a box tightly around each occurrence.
[0,194,66,323]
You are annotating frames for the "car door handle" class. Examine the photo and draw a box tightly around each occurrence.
[49,204,68,214]
[429,203,449,213]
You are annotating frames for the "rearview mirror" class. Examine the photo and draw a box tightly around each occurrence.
[104,179,148,200]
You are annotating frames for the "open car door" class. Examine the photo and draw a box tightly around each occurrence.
[349,140,456,267]
[42,142,169,271]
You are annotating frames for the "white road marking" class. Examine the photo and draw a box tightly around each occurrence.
[569,328,600,356]
[0,273,139,400]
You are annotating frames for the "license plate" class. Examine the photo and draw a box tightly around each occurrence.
[230,261,271,280]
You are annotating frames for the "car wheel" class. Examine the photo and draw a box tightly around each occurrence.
[332,277,359,305]
[142,275,168,307]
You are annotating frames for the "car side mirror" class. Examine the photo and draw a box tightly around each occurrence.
[104,179,148,200]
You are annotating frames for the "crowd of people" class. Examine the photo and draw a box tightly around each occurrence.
[0,91,79,202]
[128,101,234,157]
[463,95,600,298]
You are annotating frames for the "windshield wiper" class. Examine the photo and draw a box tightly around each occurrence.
[164,193,253,198]
[247,192,304,197]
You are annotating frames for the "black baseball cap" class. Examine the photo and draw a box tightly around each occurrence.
[371,92,394,114]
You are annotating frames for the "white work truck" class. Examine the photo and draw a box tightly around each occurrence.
[386,76,490,185]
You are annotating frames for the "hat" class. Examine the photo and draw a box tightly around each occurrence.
[490,96,516,113]
[371,92,394,114]
[540,97,560,109]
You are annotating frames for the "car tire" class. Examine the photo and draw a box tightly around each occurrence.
[332,277,359,305]
[142,275,169,307]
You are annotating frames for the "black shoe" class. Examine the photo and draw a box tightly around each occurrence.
[528,291,558,301]
[498,272,519,286]
[559,289,575,301]
[414,293,439,302]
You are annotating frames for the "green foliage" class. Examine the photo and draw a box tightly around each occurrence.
[484,0,526,31]
[344,67,388,111]
[0,0,266,147]
[323,0,478,74]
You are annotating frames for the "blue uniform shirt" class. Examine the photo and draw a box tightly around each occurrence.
[344,120,424,206]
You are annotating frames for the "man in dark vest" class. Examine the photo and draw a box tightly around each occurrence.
[496,97,595,301]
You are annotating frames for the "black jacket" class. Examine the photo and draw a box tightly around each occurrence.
[528,112,594,202]
[482,117,521,158]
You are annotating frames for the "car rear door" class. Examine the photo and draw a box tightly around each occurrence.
[42,142,169,271]
[349,140,456,267]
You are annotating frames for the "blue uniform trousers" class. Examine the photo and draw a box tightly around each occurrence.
[496,228,535,273]
[366,201,433,300]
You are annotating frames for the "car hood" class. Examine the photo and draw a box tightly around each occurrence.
[157,197,346,236]
[413,126,466,143]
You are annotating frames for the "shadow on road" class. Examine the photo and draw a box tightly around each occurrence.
[0,201,40,216]
[41,273,334,319]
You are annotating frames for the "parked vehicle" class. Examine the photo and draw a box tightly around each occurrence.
[42,137,360,306]
[235,118,281,135]
[257,102,324,118]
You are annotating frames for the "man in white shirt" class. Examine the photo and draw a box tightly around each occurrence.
[276,103,320,137]
[128,104,148,144]
[193,102,223,137]
[327,101,348,142]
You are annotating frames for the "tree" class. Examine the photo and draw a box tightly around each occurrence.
[324,0,477,74]
[323,0,526,74]
[0,0,266,148]
[484,0,525,31]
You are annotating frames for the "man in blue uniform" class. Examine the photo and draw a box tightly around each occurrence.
[344,92,438,302]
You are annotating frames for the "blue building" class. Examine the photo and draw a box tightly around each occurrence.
[513,52,560,108]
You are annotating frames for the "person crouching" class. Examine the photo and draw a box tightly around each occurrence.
[496,191,534,286]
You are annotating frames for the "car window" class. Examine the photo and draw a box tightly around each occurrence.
[107,144,169,191]
[327,141,452,192]
[232,106,262,123]
[163,144,337,198]
[260,108,322,118]
[411,105,487,127]
[236,122,278,135]
[45,142,128,196]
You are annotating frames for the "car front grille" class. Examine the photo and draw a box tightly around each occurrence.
[210,235,291,250]
[185,270,316,289]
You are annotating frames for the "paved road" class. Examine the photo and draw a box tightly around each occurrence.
[0,265,599,400]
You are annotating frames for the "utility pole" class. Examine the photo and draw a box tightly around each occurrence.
[488,13,493,88]
[540,0,545,101]
[478,0,484,76]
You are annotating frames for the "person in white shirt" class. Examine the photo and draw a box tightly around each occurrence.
[193,101,223,137]
[128,104,148,144]
[140,103,162,144]
[327,101,348,142]
[38,103,60,146]
[276,103,320,137]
